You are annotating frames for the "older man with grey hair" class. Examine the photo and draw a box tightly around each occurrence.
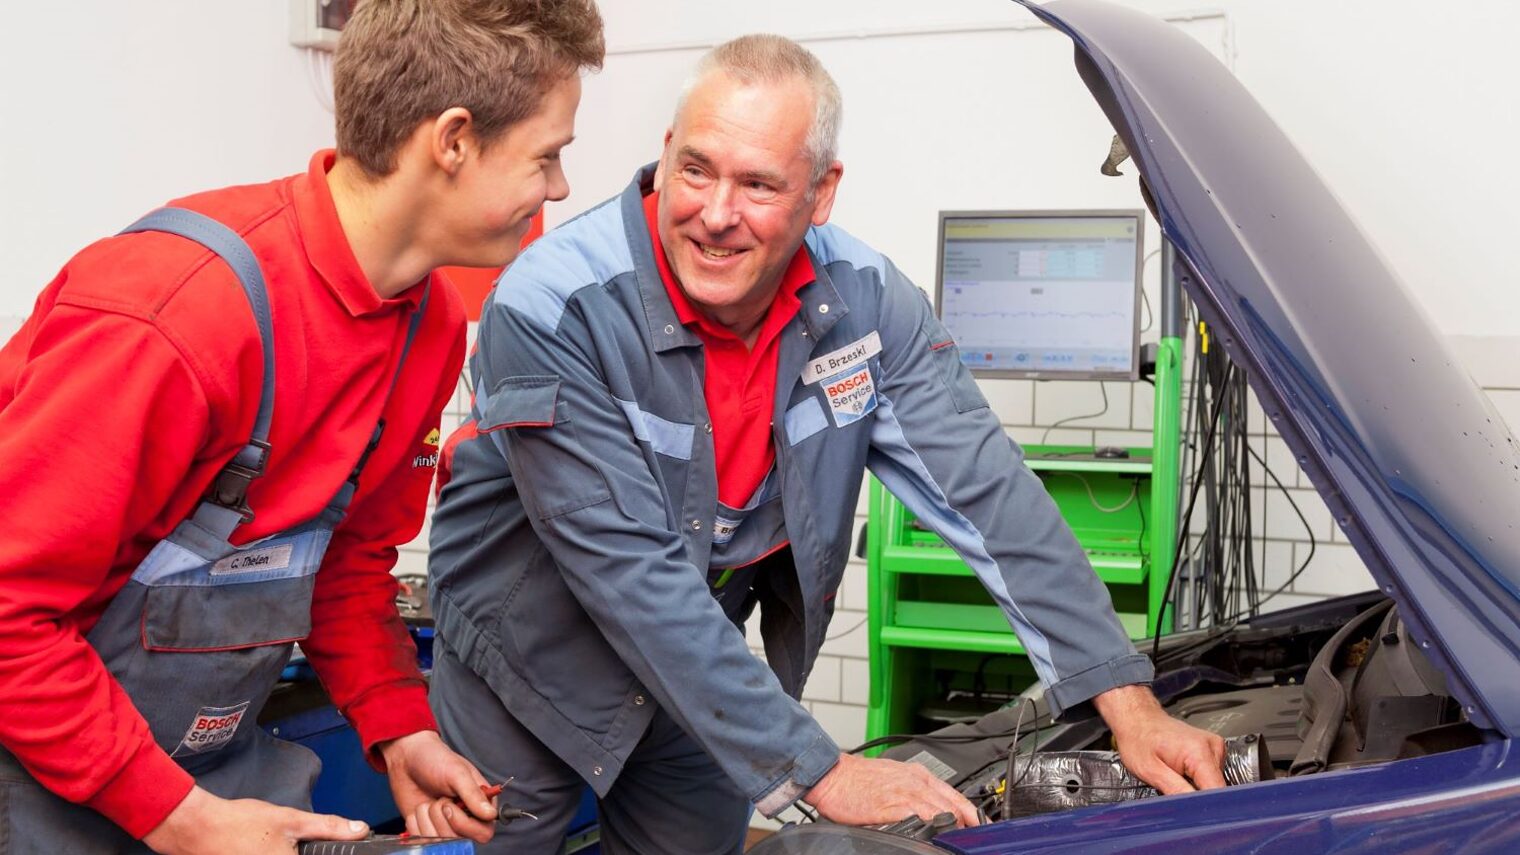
[427,33,1226,853]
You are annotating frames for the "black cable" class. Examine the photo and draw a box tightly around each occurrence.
[847,712,1052,755]
[1179,334,1209,629]
[1039,382,1110,445]
[1002,697,1044,819]
[1217,442,1318,623]
[1152,365,1234,662]
[1139,248,1160,333]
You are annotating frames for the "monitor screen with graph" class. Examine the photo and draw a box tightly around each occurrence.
[934,210,1144,380]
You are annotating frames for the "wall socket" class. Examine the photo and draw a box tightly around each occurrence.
[289,0,353,52]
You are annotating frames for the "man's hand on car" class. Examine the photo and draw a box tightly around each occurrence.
[803,752,982,829]
[1095,683,1227,794]
[142,785,369,854]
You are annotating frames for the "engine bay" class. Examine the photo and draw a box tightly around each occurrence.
[751,593,1485,852]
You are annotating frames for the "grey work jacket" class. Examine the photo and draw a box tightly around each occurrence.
[428,165,1152,815]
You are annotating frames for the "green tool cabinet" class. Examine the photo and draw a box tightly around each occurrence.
[864,336,1185,742]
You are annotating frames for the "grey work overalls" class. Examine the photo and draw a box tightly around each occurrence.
[0,209,427,854]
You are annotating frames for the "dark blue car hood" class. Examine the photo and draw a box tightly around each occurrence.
[1013,0,1520,736]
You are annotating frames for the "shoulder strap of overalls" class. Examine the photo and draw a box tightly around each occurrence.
[119,208,274,542]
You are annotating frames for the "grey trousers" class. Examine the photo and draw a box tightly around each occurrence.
[430,643,751,855]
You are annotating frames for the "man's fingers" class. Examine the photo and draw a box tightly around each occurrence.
[929,780,979,828]
[906,773,979,828]
[414,802,441,838]
[1137,759,1195,796]
[283,808,368,842]
[1186,747,1227,790]
[442,802,497,844]
[452,768,496,821]
[949,793,981,828]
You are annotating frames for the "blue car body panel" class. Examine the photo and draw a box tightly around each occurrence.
[922,0,1520,850]
[939,743,1520,854]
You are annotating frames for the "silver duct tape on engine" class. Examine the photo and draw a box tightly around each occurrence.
[1004,733,1272,817]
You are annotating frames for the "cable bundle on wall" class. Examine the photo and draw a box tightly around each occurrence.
[1173,324,1258,630]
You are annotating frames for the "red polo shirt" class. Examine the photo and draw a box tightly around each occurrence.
[642,192,814,508]
[0,151,464,837]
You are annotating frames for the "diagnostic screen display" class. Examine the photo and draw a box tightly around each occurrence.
[936,213,1142,379]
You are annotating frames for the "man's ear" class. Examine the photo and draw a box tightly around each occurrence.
[430,107,475,176]
[808,161,845,227]
[652,128,674,186]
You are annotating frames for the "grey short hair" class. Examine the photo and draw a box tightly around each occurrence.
[675,34,842,186]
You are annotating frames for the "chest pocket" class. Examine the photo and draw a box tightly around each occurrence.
[480,375,615,519]
[137,530,329,651]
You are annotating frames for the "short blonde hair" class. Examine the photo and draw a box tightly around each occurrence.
[678,34,843,184]
[335,0,605,177]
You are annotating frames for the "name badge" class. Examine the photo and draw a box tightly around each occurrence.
[211,543,294,576]
[802,331,882,385]
[712,514,743,545]
[822,364,878,427]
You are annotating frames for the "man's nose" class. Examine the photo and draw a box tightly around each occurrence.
[546,162,570,203]
[700,182,741,234]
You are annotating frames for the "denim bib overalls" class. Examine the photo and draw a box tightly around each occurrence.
[0,209,427,853]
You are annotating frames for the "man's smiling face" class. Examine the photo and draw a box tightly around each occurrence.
[655,69,841,337]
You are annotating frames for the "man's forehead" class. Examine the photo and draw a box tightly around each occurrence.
[671,76,813,172]
[679,72,811,132]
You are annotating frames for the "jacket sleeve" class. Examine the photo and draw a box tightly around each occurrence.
[0,305,199,838]
[866,261,1154,719]
[473,290,840,815]
[301,317,466,764]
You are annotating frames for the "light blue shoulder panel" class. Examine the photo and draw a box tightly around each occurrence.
[804,223,888,281]
[494,197,634,332]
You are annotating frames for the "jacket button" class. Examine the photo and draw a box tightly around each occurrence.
[691,519,702,531]
[593,766,603,776]
[704,422,712,434]
[664,324,675,335]
[634,695,646,706]
[818,304,830,314]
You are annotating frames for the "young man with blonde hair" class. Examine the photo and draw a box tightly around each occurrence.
[431,32,1226,854]
[0,2,602,852]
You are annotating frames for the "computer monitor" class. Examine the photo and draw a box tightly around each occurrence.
[934,210,1144,380]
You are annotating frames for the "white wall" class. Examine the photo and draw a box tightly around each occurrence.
[568,0,1520,340]
[0,2,334,319]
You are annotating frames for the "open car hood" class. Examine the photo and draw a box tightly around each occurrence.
[1013,0,1520,736]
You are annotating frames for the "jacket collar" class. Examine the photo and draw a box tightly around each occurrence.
[622,163,701,353]
[795,240,846,341]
